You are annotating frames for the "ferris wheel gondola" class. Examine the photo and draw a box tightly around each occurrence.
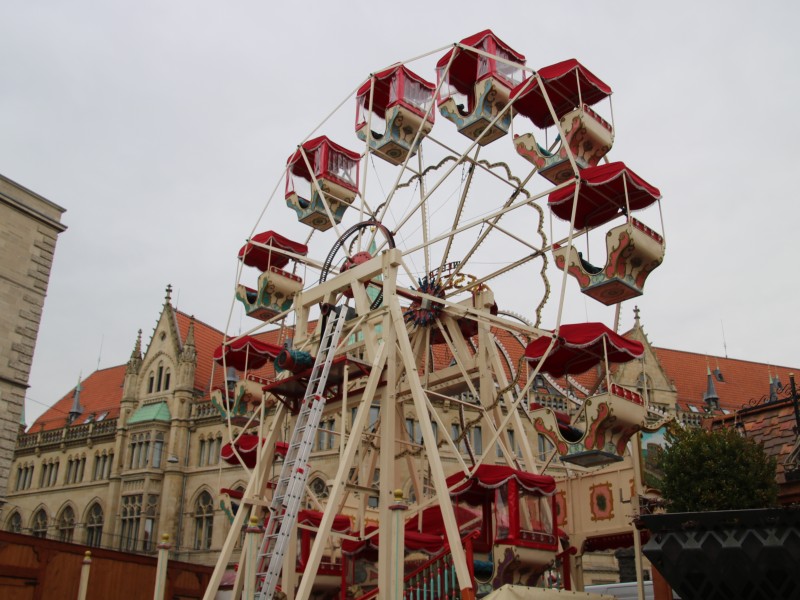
[512,58,614,185]
[549,162,665,305]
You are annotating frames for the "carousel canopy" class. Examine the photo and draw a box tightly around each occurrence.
[447,464,556,504]
[220,437,286,469]
[238,231,308,271]
[342,524,445,555]
[297,509,352,534]
[286,136,361,181]
[524,322,644,376]
[221,434,261,468]
[213,335,283,371]
[437,29,526,96]
[356,64,435,118]
[511,59,612,129]
[548,162,662,229]
[404,505,483,537]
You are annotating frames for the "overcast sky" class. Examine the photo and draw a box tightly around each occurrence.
[3,1,799,426]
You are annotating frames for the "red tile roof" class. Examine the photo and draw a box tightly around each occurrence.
[712,398,800,503]
[176,311,225,394]
[27,307,798,435]
[29,365,127,432]
[652,347,797,413]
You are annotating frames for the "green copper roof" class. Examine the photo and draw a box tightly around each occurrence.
[129,401,171,424]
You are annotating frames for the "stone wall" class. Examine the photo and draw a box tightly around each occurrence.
[0,174,65,504]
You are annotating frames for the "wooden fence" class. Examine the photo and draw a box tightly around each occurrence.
[0,530,213,600]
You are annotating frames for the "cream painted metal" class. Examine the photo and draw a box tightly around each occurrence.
[257,309,348,599]
[483,585,613,599]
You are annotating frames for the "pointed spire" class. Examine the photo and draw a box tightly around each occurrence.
[703,365,720,411]
[185,317,195,348]
[180,316,197,364]
[69,373,84,423]
[768,370,779,403]
[126,329,143,376]
[131,329,142,359]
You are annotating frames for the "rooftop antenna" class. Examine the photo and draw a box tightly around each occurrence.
[720,319,729,358]
[96,333,104,371]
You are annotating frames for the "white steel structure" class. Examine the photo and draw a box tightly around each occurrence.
[206,30,665,600]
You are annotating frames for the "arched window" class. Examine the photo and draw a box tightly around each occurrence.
[58,506,75,543]
[120,495,143,551]
[206,434,221,466]
[93,452,103,480]
[32,509,48,538]
[104,452,114,479]
[86,503,104,548]
[148,371,155,394]
[163,368,171,391]
[152,433,164,468]
[198,437,207,467]
[156,362,164,392]
[193,491,214,550]
[6,511,22,533]
[139,433,151,469]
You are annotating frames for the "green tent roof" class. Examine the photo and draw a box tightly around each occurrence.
[129,401,171,424]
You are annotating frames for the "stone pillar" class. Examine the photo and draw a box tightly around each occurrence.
[77,550,92,600]
[154,533,172,600]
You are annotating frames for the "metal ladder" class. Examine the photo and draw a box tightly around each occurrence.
[254,307,348,600]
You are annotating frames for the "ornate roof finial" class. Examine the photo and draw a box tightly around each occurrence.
[131,329,142,359]
[703,364,720,411]
[69,373,84,424]
[633,305,641,326]
[164,284,173,305]
[185,316,196,347]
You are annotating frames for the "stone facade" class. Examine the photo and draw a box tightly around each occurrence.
[0,174,66,508]
[4,296,252,565]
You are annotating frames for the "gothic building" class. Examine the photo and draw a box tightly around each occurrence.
[4,287,242,564]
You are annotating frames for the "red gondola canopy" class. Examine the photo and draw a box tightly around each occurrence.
[286,136,361,182]
[213,335,283,371]
[512,59,612,129]
[238,231,308,271]
[436,29,526,96]
[548,162,662,229]
[524,322,644,376]
[356,65,435,120]
[447,465,556,503]
[221,434,262,468]
[342,524,445,555]
[297,509,352,533]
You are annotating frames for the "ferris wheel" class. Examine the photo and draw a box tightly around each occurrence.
[206,29,666,600]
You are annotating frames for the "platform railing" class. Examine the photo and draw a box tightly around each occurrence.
[352,531,477,600]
